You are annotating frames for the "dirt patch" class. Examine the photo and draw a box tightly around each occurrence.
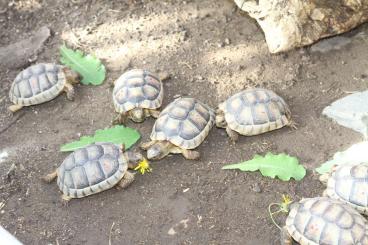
[0,0,368,244]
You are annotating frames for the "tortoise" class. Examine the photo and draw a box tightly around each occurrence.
[282,197,368,245]
[112,69,167,123]
[216,88,295,141]
[43,142,145,202]
[8,63,79,112]
[141,97,215,160]
[319,162,368,215]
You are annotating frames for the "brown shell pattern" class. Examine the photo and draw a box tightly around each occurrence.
[223,88,291,135]
[57,143,127,198]
[113,69,163,113]
[286,197,368,245]
[150,97,215,149]
[325,163,368,212]
[9,63,65,106]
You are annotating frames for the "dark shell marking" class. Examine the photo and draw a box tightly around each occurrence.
[325,163,368,214]
[56,143,127,198]
[286,197,368,245]
[151,97,215,149]
[113,69,163,113]
[9,63,66,106]
[222,88,291,136]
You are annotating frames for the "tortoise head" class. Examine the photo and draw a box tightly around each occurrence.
[215,108,226,128]
[318,164,338,185]
[129,108,145,123]
[63,67,80,84]
[124,150,145,169]
[147,141,171,160]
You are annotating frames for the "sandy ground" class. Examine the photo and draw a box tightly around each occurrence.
[0,0,368,244]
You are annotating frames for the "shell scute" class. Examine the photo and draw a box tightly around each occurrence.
[169,106,190,120]
[9,63,66,105]
[83,160,106,185]
[151,97,215,149]
[326,163,368,211]
[97,154,119,178]
[113,69,163,113]
[286,197,368,244]
[57,143,127,198]
[181,120,201,140]
[70,166,89,189]
[223,88,291,135]
[73,148,89,166]
[86,144,104,161]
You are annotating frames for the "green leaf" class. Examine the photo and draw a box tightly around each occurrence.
[60,125,140,152]
[222,153,306,181]
[316,141,368,174]
[59,44,106,85]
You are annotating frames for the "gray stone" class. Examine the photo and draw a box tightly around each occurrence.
[323,90,368,138]
[0,26,51,69]
[310,36,352,53]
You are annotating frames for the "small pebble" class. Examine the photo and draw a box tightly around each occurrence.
[251,183,262,193]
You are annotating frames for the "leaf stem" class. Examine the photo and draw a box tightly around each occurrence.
[268,203,283,230]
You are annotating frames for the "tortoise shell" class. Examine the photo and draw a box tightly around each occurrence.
[9,63,66,106]
[151,97,215,149]
[324,163,368,214]
[56,143,127,198]
[286,197,368,245]
[113,69,163,113]
[219,88,292,136]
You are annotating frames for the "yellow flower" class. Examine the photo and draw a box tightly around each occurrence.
[282,194,292,205]
[281,194,293,212]
[134,158,152,175]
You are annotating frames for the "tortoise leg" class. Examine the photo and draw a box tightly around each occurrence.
[226,126,239,142]
[61,194,72,206]
[280,226,293,245]
[180,148,200,160]
[158,71,170,81]
[319,173,330,185]
[8,104,23,113]
[147,109,160,118]
[116,171,135,190]
[140,140,156,150]
[112,113,126,125]
[288,120,298,130]
[63,82,75,101]
[42,170,58,183]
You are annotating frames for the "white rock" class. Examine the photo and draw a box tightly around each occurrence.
[323,90,368,138]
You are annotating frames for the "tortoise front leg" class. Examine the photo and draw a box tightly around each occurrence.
[112,113,126,125]
[61,194,72,206]
[8,104,23,113]
[226,126,239,142]
[180,148,200,160]
[280,226,293,245]
[117,171,135,189]
[63,82,75,101]
[42,170,58,183]
[140,140,156,150]
[147,109,160,118]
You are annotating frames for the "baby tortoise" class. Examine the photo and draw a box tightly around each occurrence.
[141,97,215,160]
[43,142,145,203]
[216,88,295,141]
[282,197,368,245]
[320,162,368,215]
[8,63,79,112]
[113,69,168,123]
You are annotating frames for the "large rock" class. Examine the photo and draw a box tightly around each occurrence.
[323,90,368,139]
[234,0,368,53]
[0,26,51,69]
